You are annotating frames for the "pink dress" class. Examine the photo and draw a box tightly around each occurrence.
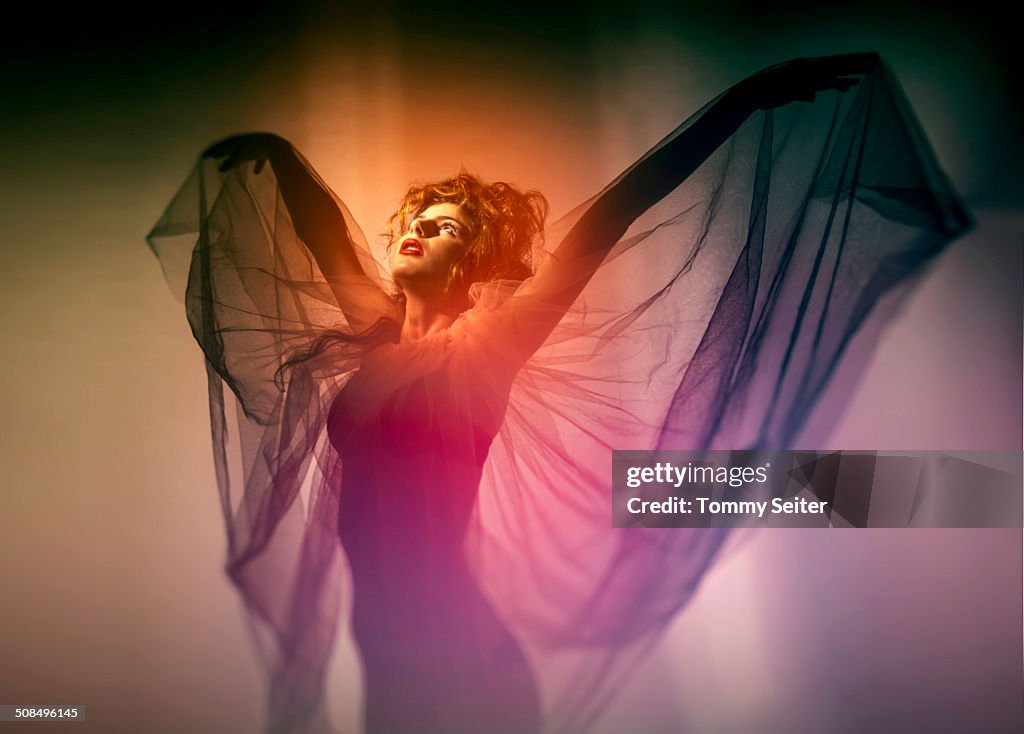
[328,313,540,732]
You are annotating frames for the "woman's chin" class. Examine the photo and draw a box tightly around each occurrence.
[391,269,445,298]
[389,261,423,283]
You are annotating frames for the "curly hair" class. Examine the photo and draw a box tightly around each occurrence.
[273,172,549,388]
[385,170,548,307]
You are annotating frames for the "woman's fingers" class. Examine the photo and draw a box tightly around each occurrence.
[742,52,876,91]
[203,134,249,160]
[817,74,861,93]
[203,136,272,174]
[203,133,283,166]
[203,140,229,159]
[748,68,865,110]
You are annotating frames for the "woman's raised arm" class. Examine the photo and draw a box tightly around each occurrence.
[204,133,396,332]
[503,54,877,359]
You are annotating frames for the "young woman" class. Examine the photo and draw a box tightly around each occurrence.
[148,54,969,733]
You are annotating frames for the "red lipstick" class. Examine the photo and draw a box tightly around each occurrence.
[399,237,423,256]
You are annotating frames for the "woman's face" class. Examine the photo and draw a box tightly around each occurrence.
[389,202,471,297]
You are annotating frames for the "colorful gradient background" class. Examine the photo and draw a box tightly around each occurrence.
[2,1,1020,732]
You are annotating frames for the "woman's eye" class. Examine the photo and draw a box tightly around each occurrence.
[441,224,457,235]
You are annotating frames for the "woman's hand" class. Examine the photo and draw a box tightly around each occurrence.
[738,53,879,111]
[202,133,292,174]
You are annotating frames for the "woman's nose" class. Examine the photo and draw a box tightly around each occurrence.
[411,220,437,237]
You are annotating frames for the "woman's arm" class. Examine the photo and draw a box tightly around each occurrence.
[504,54,876,358]
[204,134,395,331]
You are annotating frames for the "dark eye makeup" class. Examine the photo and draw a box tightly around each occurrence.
[412,216,462,237]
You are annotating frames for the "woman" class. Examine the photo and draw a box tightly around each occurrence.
[148,54,969,733]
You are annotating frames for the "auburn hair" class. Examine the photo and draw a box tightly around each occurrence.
[385,170,548,307]
[273,173,548,387]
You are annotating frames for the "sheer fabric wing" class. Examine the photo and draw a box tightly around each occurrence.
[466,55,971,731]
[147,156,391,733]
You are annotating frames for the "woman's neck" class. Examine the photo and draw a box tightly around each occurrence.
[400,292,459,342]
